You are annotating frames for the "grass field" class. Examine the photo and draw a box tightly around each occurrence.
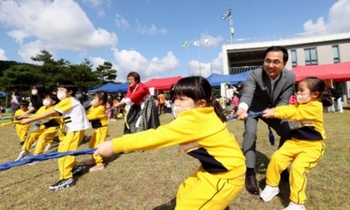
[0,110,349,210]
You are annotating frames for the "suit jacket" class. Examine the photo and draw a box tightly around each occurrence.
[240,68,296,112]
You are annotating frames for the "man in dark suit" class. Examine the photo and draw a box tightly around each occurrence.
[236,46,296,195]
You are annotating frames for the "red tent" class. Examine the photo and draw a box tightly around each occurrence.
[144,76,182,91]
[291,61,350,82]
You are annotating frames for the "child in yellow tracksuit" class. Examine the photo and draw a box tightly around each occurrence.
[86,90,109,172]
[94,76,246,210]
[261,77,332,210]
[21,81,90,191]
[14,100,30,145]
[15,93,61,162]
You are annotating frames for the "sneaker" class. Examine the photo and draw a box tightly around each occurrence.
[31,141,37,148]
[15,150,31,162]
[43,143,52,153]
[28,161,39,165]
[284,201,306,210]
[49,178,75,191]
[27,154,39,165]
[260,185,280,202]
[72,165,84,176]
[85,159,96,166]
[89,164,105,172]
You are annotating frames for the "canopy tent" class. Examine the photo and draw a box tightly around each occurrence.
[206,70,252,87]
[88,82,128,94]
[144,76,182,91]
[0,92,7,97]
[291,61,350,82]
[0,91,8,108]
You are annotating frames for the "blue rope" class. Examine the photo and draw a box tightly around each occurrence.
[226,112,264,122]
[0,111,267,171]
[0,148,96,171]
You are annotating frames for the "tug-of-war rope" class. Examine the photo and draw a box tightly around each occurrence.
[0,112,264,171]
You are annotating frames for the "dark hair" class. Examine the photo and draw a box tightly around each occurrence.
[94,91,108,105]
[13,90,20,96]
[300,77,333,107]
[264,46,289,62]
[174,76,226,122]
[45,93,59,105]
[57,81,78,96]
[127,72,141,83]
[30,83,46,111]
[170,84,176,103]
[19,100,29,107]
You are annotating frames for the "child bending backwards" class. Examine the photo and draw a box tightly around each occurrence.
[15,93,61,162]
[94,76,246,209]
[14,100,30,145]
[86,90,109,172]
[21,81,90,191]
[260,77,332,210]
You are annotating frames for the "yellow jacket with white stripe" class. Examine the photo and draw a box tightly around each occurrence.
[86,105,108,129]
[274,100,326,140]
[112,107,246,179]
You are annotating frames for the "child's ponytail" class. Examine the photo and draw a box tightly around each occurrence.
[211,98,226,123]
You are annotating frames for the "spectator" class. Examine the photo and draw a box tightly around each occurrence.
[114,72,160,134]
[157,91,166,114]
[11,90,22,117]
[327,86,343,113]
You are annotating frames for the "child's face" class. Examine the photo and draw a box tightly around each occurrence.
[297,81,310,96]
[91,95,103,107]
[57,87,72,100]
[174,95,197,109]
[20,105,28,111]
[43,96,55,107]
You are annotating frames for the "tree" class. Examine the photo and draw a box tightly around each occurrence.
[95,61,117,84]
[0,64,42,93]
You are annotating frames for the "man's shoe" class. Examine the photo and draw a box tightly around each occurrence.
[245,174,259,195]
[49,178,75,191]
[72,165,84,176]
[260,185,280,202]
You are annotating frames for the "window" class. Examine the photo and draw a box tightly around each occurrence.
[332,45,340,63]
[304,48,318,65]
[291,50,297,67]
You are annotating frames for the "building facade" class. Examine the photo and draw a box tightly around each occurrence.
[222,31,350,104]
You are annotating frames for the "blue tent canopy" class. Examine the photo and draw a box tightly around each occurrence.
[0,91,7,97]
[88,82,128,94]
[206,70,252,87]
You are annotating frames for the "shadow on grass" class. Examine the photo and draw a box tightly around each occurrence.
[152,197,231,210]
[0,168,58,190]
[152,197,176,210]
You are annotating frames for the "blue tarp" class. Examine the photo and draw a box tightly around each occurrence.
[88,82,128,94]
[206,70,252,86]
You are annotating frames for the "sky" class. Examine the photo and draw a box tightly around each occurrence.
[0,0,350,83]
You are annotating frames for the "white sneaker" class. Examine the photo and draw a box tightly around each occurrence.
[284,201,306,210]
[15,150,31,162]
[260,185,280,202]
[31,141,37,148]
[44,143,52,153]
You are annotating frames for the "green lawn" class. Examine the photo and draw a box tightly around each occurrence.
[0,110,349,210]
